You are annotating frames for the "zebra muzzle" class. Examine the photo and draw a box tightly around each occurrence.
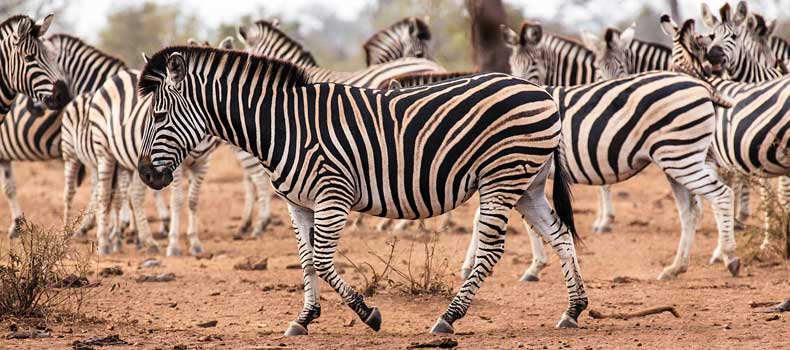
[44,80,71,110]
[138,156,173,190]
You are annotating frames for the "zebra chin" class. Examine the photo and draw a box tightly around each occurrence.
[137,156,173,190]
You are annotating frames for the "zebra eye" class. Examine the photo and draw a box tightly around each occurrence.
[24,54,35,62]
[153,112,167,123]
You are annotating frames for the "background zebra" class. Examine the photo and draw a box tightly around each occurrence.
[136,45,586,335]
[494,23,739,281]
[0,14,71,124]
[363,16,432,66]
[2,34,127,238]
[232,19,447,237]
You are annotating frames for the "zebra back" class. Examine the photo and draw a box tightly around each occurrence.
[239,19,318,67]
[379,71,476,89]
[363,17,432,66]
[1,33,126,161]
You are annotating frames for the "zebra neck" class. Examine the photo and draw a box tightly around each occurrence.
[53,37,126,95]
[728,46,782,83]
[541,35,596,86]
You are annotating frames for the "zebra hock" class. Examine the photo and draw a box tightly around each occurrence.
[136,46,586,334]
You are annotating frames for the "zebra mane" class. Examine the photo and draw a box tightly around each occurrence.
[247,20,318,67]
[48,34,127,69]
[379,70,477,89]
[139,46,310,97]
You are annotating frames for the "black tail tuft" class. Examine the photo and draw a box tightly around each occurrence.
[76,163,87,187]
[551,148,580,245]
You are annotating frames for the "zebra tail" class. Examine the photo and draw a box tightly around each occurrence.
[551,147,580,245]
[76,163,87,187]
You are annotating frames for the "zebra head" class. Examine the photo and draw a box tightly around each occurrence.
[581,24,635,80]
[137,50,206,190]
[501,22,545,83]
[1,14,70,112]
[701,2,750,76]
[662,15,712,79]
[238,19,318,67]
[363,16,432,66]
[743,13,781,69]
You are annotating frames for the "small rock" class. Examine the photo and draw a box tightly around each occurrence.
[173,345,187,350]
[343,318,356,327]
[197,320,218,328]
[612,276,639,284]
[136,273,176,283]
[195,252,214,260]
[285,263,301,270]
[766,315,780,321]
[140,259,162,268]
[234,257,268,271]
[209,291,220,296]
[99,266,123,277]
[6,330,51,339]
[407,338,458,349]
[54,274,90,288]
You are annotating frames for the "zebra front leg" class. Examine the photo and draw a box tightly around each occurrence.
[666,163,738,277]
[130,173,160,254]
[593,185,614,233]
[236,175,254,237]
[1,161,23,238]
[77,173,99,235]
[375,217,395,232]
[250,171,272,238]
[185,162,209,255]
[95,160,116,255]
[283,204,321,336]
[166,168,185,256]
[311,197,381,332]
[521,223,549,281]
[109,170,132,253]
[431,198,513,334]
[63,159,81,234]
[514,179,587,329]
[658,176,703,280]
[732,177,750,230]
[153,189,170,239]
[459,209,481,280]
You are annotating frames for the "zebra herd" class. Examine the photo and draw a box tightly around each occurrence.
[1,0,790,336]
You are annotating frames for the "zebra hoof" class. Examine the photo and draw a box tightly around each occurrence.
[520,273,540,282]
[364,307,382,332]
[166,245,182,257]
[147,244,161,255]
[657,266,681,281]
[190,243,204,256]
[8,227,21,239]
[460,268,472,280]
[429,317,454,334]
[283,322,308,336]
[727,258,741,277]
[555,313,578,329]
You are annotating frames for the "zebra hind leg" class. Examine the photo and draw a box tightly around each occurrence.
[77,173,99,236]
[521,222,549,282]
[1,161,24,238]
[432,197,513,334]
[235,175,254,238]
[250,171,272,238]
[592,185,614,233]
[514,172,587,329]
[283,204,321,336]
[185,163,208,255]
[658,176,703,280]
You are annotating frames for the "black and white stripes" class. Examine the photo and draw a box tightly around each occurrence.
[136,46,585,335]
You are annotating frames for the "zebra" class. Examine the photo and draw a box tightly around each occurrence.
[232,19,447,236]
[462,24,737,282]
[0,33,127,238]
[136,45,586,335]
[70,38,234,256]
[692,4,790,251]
[363,16,432,66]
[1,14,70,125]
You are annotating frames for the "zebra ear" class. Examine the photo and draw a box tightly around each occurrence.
[388,79,402,89]
[701,3,719,28]
[521,22,543,45]
[15,16,34,40]
[581,31,602,55]
[660,14,678,37]
[500,24,519,47]
[766,19,777,37]
[141,53,151,64]
[166,53,187,85]
[219,36,234,50]
[732,1,748,26]
[34,14,55,37]
[408,17,419,36]
[237,26,248,43]
[271,18,280,27]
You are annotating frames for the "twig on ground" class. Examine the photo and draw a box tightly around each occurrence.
[589,306,680,320]
[755,299,790,313]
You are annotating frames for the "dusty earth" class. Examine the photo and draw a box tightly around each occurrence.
[1,146,789,350]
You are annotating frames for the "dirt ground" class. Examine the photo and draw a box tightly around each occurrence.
[1,146,789,350]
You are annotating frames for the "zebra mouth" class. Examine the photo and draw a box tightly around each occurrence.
[44,80,71,110]
[137,156,173,190]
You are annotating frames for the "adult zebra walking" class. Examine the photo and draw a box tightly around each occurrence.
[458,24,739,281]
[1,14,70,124]
[0,34,127,238]
[230,19,446,238]
[136,46,586,334]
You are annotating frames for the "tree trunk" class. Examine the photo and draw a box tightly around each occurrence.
[467,0,510,73]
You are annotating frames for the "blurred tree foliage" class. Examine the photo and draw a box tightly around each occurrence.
[97,1,199,68]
